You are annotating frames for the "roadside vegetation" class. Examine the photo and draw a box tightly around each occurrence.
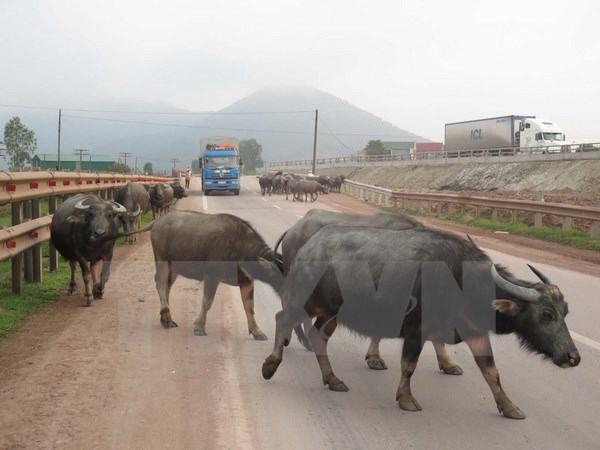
[383,206,600,252]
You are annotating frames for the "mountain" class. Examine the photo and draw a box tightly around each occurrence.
[0,88,425,170]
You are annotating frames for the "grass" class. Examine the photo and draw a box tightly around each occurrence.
[381,206,600,252]
[0,245,71,337]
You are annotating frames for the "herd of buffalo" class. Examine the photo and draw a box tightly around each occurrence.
[48,176,580,420]
[258,171,344,201]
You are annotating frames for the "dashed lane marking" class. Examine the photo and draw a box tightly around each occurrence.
[202,194,208,211]
[571,331,600,352]
[273,205,281,209]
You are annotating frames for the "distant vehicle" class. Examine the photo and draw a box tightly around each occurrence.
[444,115,571,155]
[199,137,242,195]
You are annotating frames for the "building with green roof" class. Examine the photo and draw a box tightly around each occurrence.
[32,155,117,172]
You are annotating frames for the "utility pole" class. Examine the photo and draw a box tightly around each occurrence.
[57,109,62,170]
[73,148,89,171]
[134,156,138,174]
[118,152,133,168]
[170,158,179,173]
[311,109,319,175]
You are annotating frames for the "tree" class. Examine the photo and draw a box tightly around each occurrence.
[363,140,387,156]
[143,162,153,174]
[3,116,37,169]
[109,162,131,174]
[239,139,264,174]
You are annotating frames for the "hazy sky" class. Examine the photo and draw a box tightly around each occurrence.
[1,0,599,141]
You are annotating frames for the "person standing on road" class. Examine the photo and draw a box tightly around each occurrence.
[185,168,191,189]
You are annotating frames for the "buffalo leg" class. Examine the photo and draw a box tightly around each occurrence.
[262,308,305,380]
[76,256,93,307]
[365,337,388,370]
[91,260,103,299]
[239,280,268,341]
[94,250,113,300]
[396,334,424,411]
[465,334,525,419]
[309,315,348,392]
[433,341,463,375]
[155,261,178,328]
[68,260,77,294]
[193,278,219,336]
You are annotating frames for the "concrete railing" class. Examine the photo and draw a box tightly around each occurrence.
[342,179,600,239]
[268,143,600,171]
[0,171,175,294]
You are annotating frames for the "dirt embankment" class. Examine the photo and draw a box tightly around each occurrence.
[317,160,600,197]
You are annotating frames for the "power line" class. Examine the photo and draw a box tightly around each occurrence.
[319,116,352,151]
[118,152,133,166]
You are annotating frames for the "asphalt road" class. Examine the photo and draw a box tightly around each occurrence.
[0,176,599,449]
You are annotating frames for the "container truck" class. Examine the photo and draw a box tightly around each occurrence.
[199,137,241,195]
[444,115,569,153]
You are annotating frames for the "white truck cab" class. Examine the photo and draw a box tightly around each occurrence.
[518,118,569,150]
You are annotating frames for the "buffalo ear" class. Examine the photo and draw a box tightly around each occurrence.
[65,215,84,224]
[492,299,521,316]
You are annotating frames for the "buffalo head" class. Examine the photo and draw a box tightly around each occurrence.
[66,197,127,242]
[492,264,580,368]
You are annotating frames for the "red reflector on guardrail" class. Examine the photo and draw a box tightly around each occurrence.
[49,180,57,187]
[63,180,70,186]
[30,182,39,189]
[76,180,83,185]
[30,231,39,239]
[86,180,93,184]
[7,241,16,249]
[6,183,16,192]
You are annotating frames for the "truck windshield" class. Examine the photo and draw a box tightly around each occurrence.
[542,132,564,141]
[204,156,238,168]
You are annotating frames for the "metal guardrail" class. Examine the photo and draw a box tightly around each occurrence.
[268,142,600,169]
[0,171,176,294]
[342,179,600,239]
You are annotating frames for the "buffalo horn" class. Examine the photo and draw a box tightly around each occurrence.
[527,264,552,285]
[131,204,142,217]
[111,201,127,213]
[491,264,540,302]
[74,198,92,210]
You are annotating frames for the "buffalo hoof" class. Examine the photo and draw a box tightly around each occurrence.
[262,356,281,380]
[251,329,268,341]
[440,364,463,375]
[499,403,526,420]
[397,393,422,412]
[68,283,77,295]
[366,356,388,370]
[326,375,349,392]
[93,287,104,300]
[161,319,178,328]
[82,296,93,307]
[193,327,207,336]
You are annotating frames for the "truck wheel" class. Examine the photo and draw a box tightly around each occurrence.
[233,189,240,196]
[204,189,210,196]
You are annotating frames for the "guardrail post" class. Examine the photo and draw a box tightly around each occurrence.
[534,213,543,228]
[31,199,42,283]
[474,206,480,219]
[562,217,572,231]
[48,196,58,272]
[591,221,600,239]
[491,208,498,221]
[23,201,34,283]
[11,202,23,294]
[511,210,517,224]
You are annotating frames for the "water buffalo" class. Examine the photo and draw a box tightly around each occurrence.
[149,183,174,218]
[115,183,150,244]
[171,181,188,199]
[263,225,580,419]
[259,175,273,196]
[293,180,325,202]
[275,209,462,374]
[151,210,284,339]
[330,175,345,193]
[50,194,127,306]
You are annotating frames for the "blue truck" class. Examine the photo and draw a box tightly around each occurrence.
[199,137,242,195]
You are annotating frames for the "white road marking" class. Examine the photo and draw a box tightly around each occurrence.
[261,197,267,202]
[571,331,600,352]
[202,194,208,211]
[295,214,304,218]
[273,205,281,209]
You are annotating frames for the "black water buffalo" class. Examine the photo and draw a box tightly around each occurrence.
[274,209,462,374]
[148,183,174,218]
[293,180,325,202]
[115,183,150,244]
[171,181,188,199]
[50,194,127,306]
[151,210,283,340]
[259,175,273,196]
[263,225,580,419]
[330,175,345,193]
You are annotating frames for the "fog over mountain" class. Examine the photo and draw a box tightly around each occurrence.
[1,87,424,170]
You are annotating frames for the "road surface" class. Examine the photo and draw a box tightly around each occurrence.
[0,176,599,449]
